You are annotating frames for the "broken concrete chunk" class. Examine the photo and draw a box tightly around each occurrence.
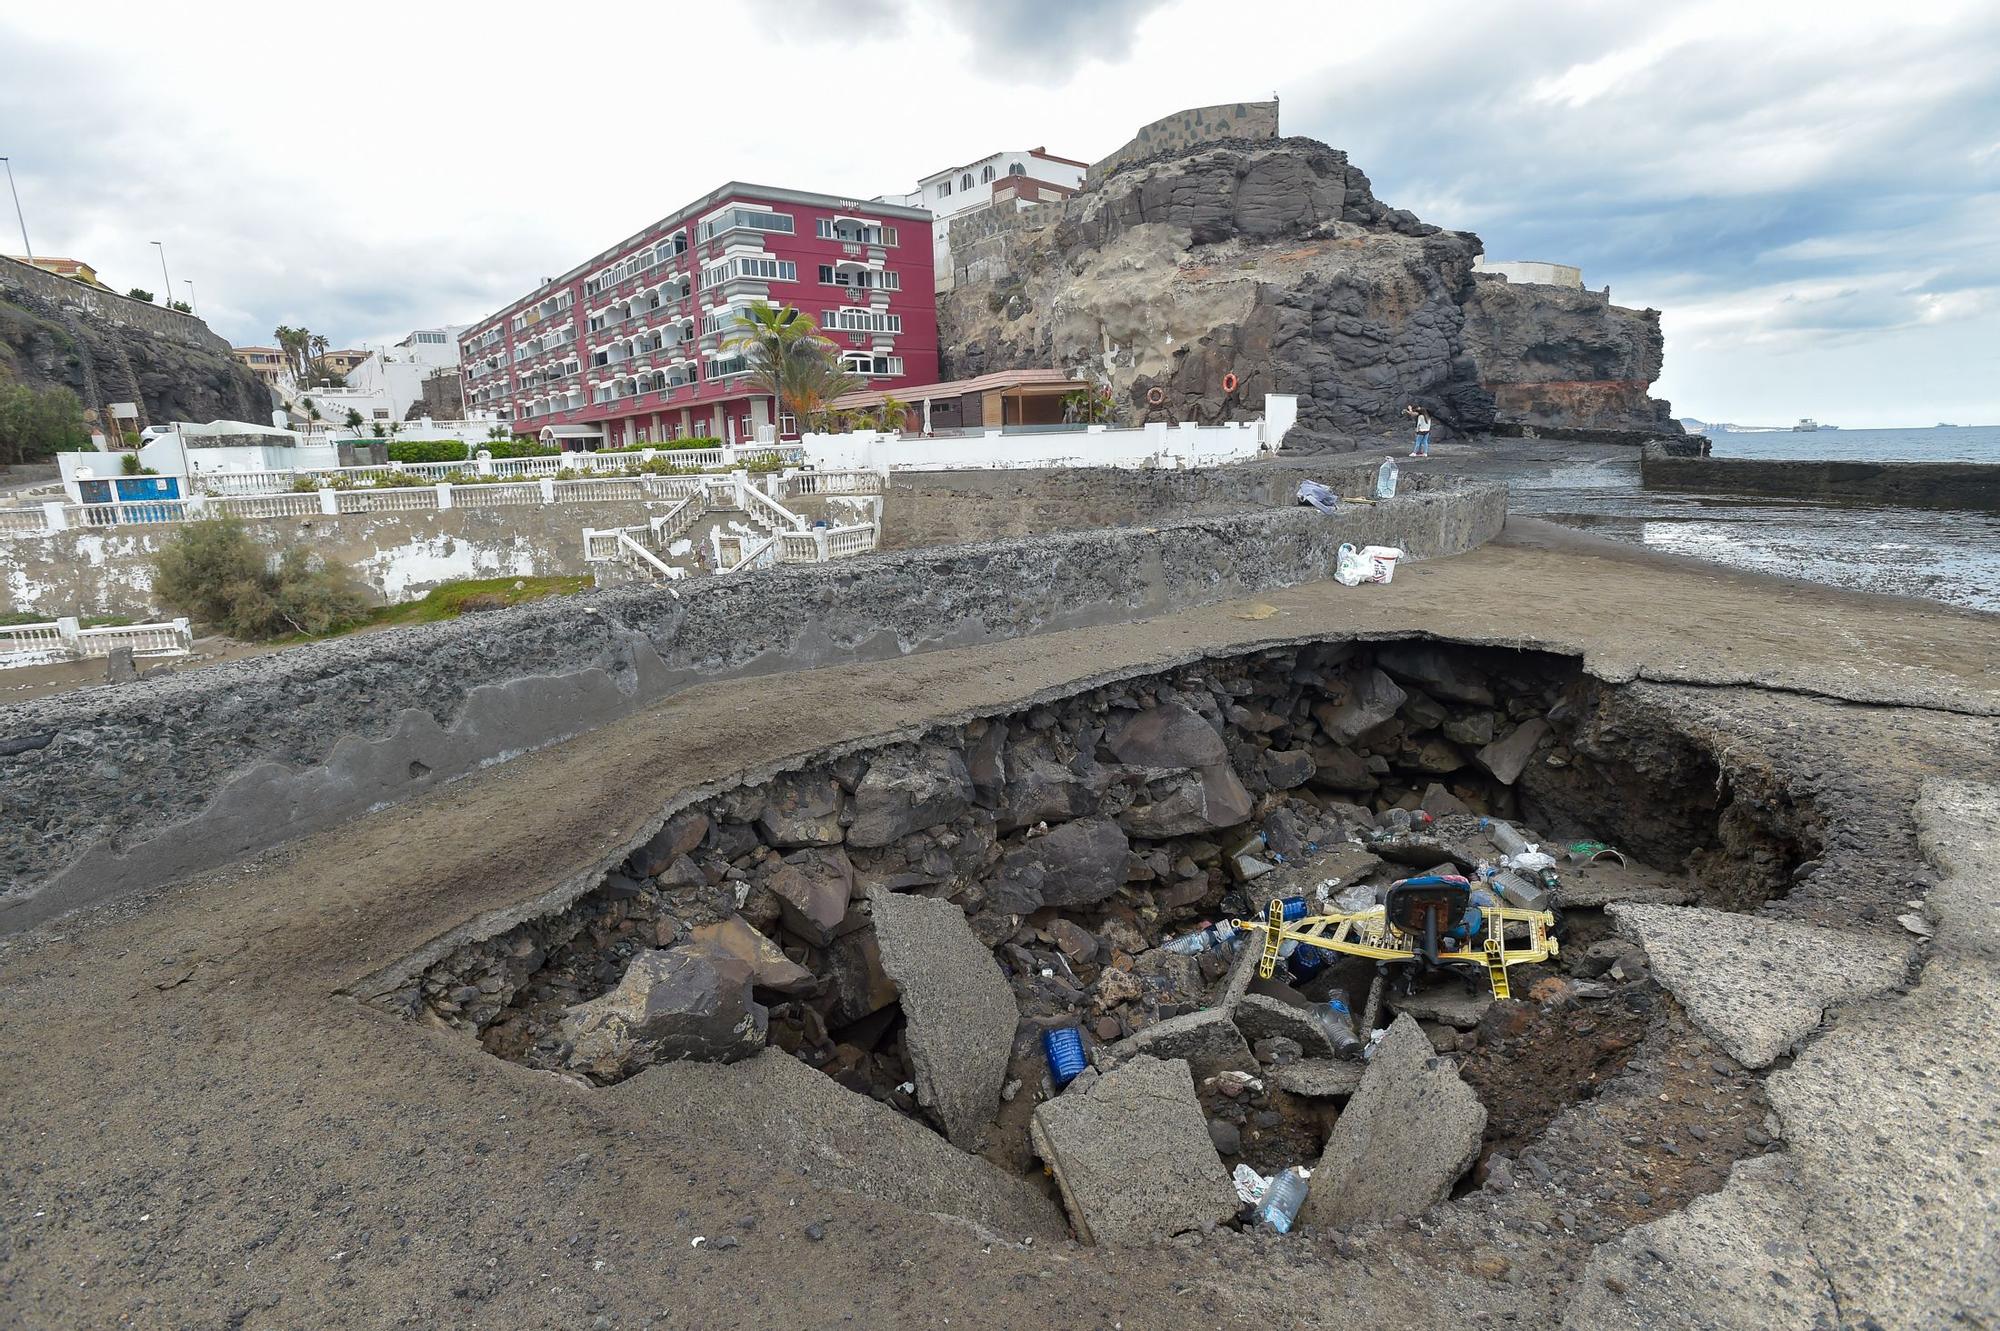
[1315,669,1407,743]
[1388,982,1493,1031]
[561,947,767,1081]
[1029,1054,1238,1245]
[1476,718,1551,785]
[1098,1007,1255,1081]
[617,1052,1064,1240]
[1608,903,1912,1068]
[1106,702,1228,770]
[868,886,1016,1149]
[847,748,974,848]
[756,771,845,847]
[1275,1059,1365,1099]
[685,915,815,995]
[1232,991,1336,1059]
[1302,1014,1485,1228]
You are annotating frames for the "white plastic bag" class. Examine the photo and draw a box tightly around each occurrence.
[1334,542,1371,586]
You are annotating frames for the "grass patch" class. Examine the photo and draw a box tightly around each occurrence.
[277,575,596,642]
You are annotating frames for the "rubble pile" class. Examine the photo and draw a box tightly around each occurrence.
[380,637,1819,1243]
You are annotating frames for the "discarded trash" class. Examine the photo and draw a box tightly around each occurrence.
[1358,546,1404,584]
[1285,942,1330,983]
[1488,867,1549,913]
[1274,896,1309,923]
[1506,850,1558,873]
[1295,479,1341,513]
[1318,994,1364,1060]
[1374,457,1400,500]
[1256,1166,1312,1233]
[1334,543,1372,587]
[1334,881,1380,914]
[1481,818,1532,860]
[1162,921,1242,956]
[1567,840,1627,866]
[1042,1027,1088,1090]
[1232,1164,1270,1205]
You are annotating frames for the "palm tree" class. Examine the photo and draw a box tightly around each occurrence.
[724,301,862,432]
[874,394,912,433]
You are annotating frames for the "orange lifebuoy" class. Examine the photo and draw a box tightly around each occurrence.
[1146,386,1166,406]
[1222,372,1239,393]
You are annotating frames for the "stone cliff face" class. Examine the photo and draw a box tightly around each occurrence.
[0,259,270,429]
[1458,275,1674,434]
[939,136,1676,449]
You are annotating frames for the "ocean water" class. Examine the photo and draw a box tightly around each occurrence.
[1449,436,2000,613]
[1707,424,2000,464]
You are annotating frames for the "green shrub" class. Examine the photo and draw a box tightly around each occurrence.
[387,439,468,464]
[120,452,143,475]
[0,375,89,464]
[151,517,367,640]
[484,438,559,459]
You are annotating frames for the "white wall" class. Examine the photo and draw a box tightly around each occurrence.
[802,396,1297,472]
[1474,259,1584,289]
[904,150,1088,291]
[335,325,468,420]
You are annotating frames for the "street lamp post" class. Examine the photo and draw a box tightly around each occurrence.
[151,241,172,307]
[182,278,197,315]
[0,158,31,262]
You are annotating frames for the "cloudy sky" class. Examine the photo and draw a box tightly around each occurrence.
[4,0,1995,427]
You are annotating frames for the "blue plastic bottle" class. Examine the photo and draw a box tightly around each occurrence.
[1257,1167,1310,1232]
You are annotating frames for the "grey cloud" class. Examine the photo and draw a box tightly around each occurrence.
[741,0,1173,75]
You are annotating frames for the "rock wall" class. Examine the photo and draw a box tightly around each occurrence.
[1459,275,1676,434]
[0,257,270,429]
[939,135,1677,450]
[0,477,1507,931]
[1640,445,2000,512]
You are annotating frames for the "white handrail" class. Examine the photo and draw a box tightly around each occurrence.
[615,530,678,579]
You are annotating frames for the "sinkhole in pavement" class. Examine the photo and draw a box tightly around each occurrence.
[377,637,1798,1241]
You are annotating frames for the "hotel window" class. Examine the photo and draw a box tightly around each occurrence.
[1009,162,1026,176]
[981,165,995,182]
[937,180,951,197]
[960,173,973,190]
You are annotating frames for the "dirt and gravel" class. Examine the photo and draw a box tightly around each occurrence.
[1,525,1996,1329]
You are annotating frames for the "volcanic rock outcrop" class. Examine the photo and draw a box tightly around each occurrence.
[0,256,269,428]
[938,133,1676,449]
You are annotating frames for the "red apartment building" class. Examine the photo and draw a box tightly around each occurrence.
[459,183,936,448]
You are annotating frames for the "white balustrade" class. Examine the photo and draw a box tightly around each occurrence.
[453,482,544,508]
[0,508,47,535]
[0,622,64,657]
[206,492,323,519]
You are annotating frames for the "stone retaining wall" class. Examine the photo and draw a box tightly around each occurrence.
[1640,445,2000,511]
[0,496,698,617]
[0,478,1506,932]
[1,256,228,352]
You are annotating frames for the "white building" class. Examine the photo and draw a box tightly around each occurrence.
[300,324,469,424]
[883,148,1088,291]
[1473,259,1584,289]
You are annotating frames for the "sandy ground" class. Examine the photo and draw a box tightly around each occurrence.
[1,525,1995,1329]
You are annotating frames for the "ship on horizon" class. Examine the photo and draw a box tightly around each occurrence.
[1791,418,1840,431]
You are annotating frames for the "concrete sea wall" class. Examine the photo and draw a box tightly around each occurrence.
[0,497,697,617]
[1641,445,2000,512]
[0,478,1505,932]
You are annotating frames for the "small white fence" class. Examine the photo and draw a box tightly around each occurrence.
[1,616,193,669]
[715,521,880,574]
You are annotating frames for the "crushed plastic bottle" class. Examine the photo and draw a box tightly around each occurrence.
[1317,994,1364,1060]
[1374,456,1400,500]
[1042,1027,1087,1090]
[1256,1166,1312,1232]
[1162,920,1241,956]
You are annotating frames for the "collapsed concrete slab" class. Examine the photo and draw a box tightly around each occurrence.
[1559,1155,1833,1330]
[1389,982,1492,1031]
[868,886,1016,1149]
[1233,991,1336,1058]
[1301,1015,1485,1229]
[615,1051,1065,1241]
[1098,1007,1256,1081]
[1609,903,1913,1068]
[1476,717,1550,784]
[1029,1054,1237,1245]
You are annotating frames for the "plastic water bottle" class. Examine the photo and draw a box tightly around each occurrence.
[1317,994,1364,1059]
[1482,818,1531,859]
[1275,896,1309,923]
[1374,457,1399,500]
[1042,1027,1087,1090]
[1162,920,1240,956]
[1286,943,1330,983]
[1256,1167,1310,1233]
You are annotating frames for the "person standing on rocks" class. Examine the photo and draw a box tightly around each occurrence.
[1405,405,1433,458]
